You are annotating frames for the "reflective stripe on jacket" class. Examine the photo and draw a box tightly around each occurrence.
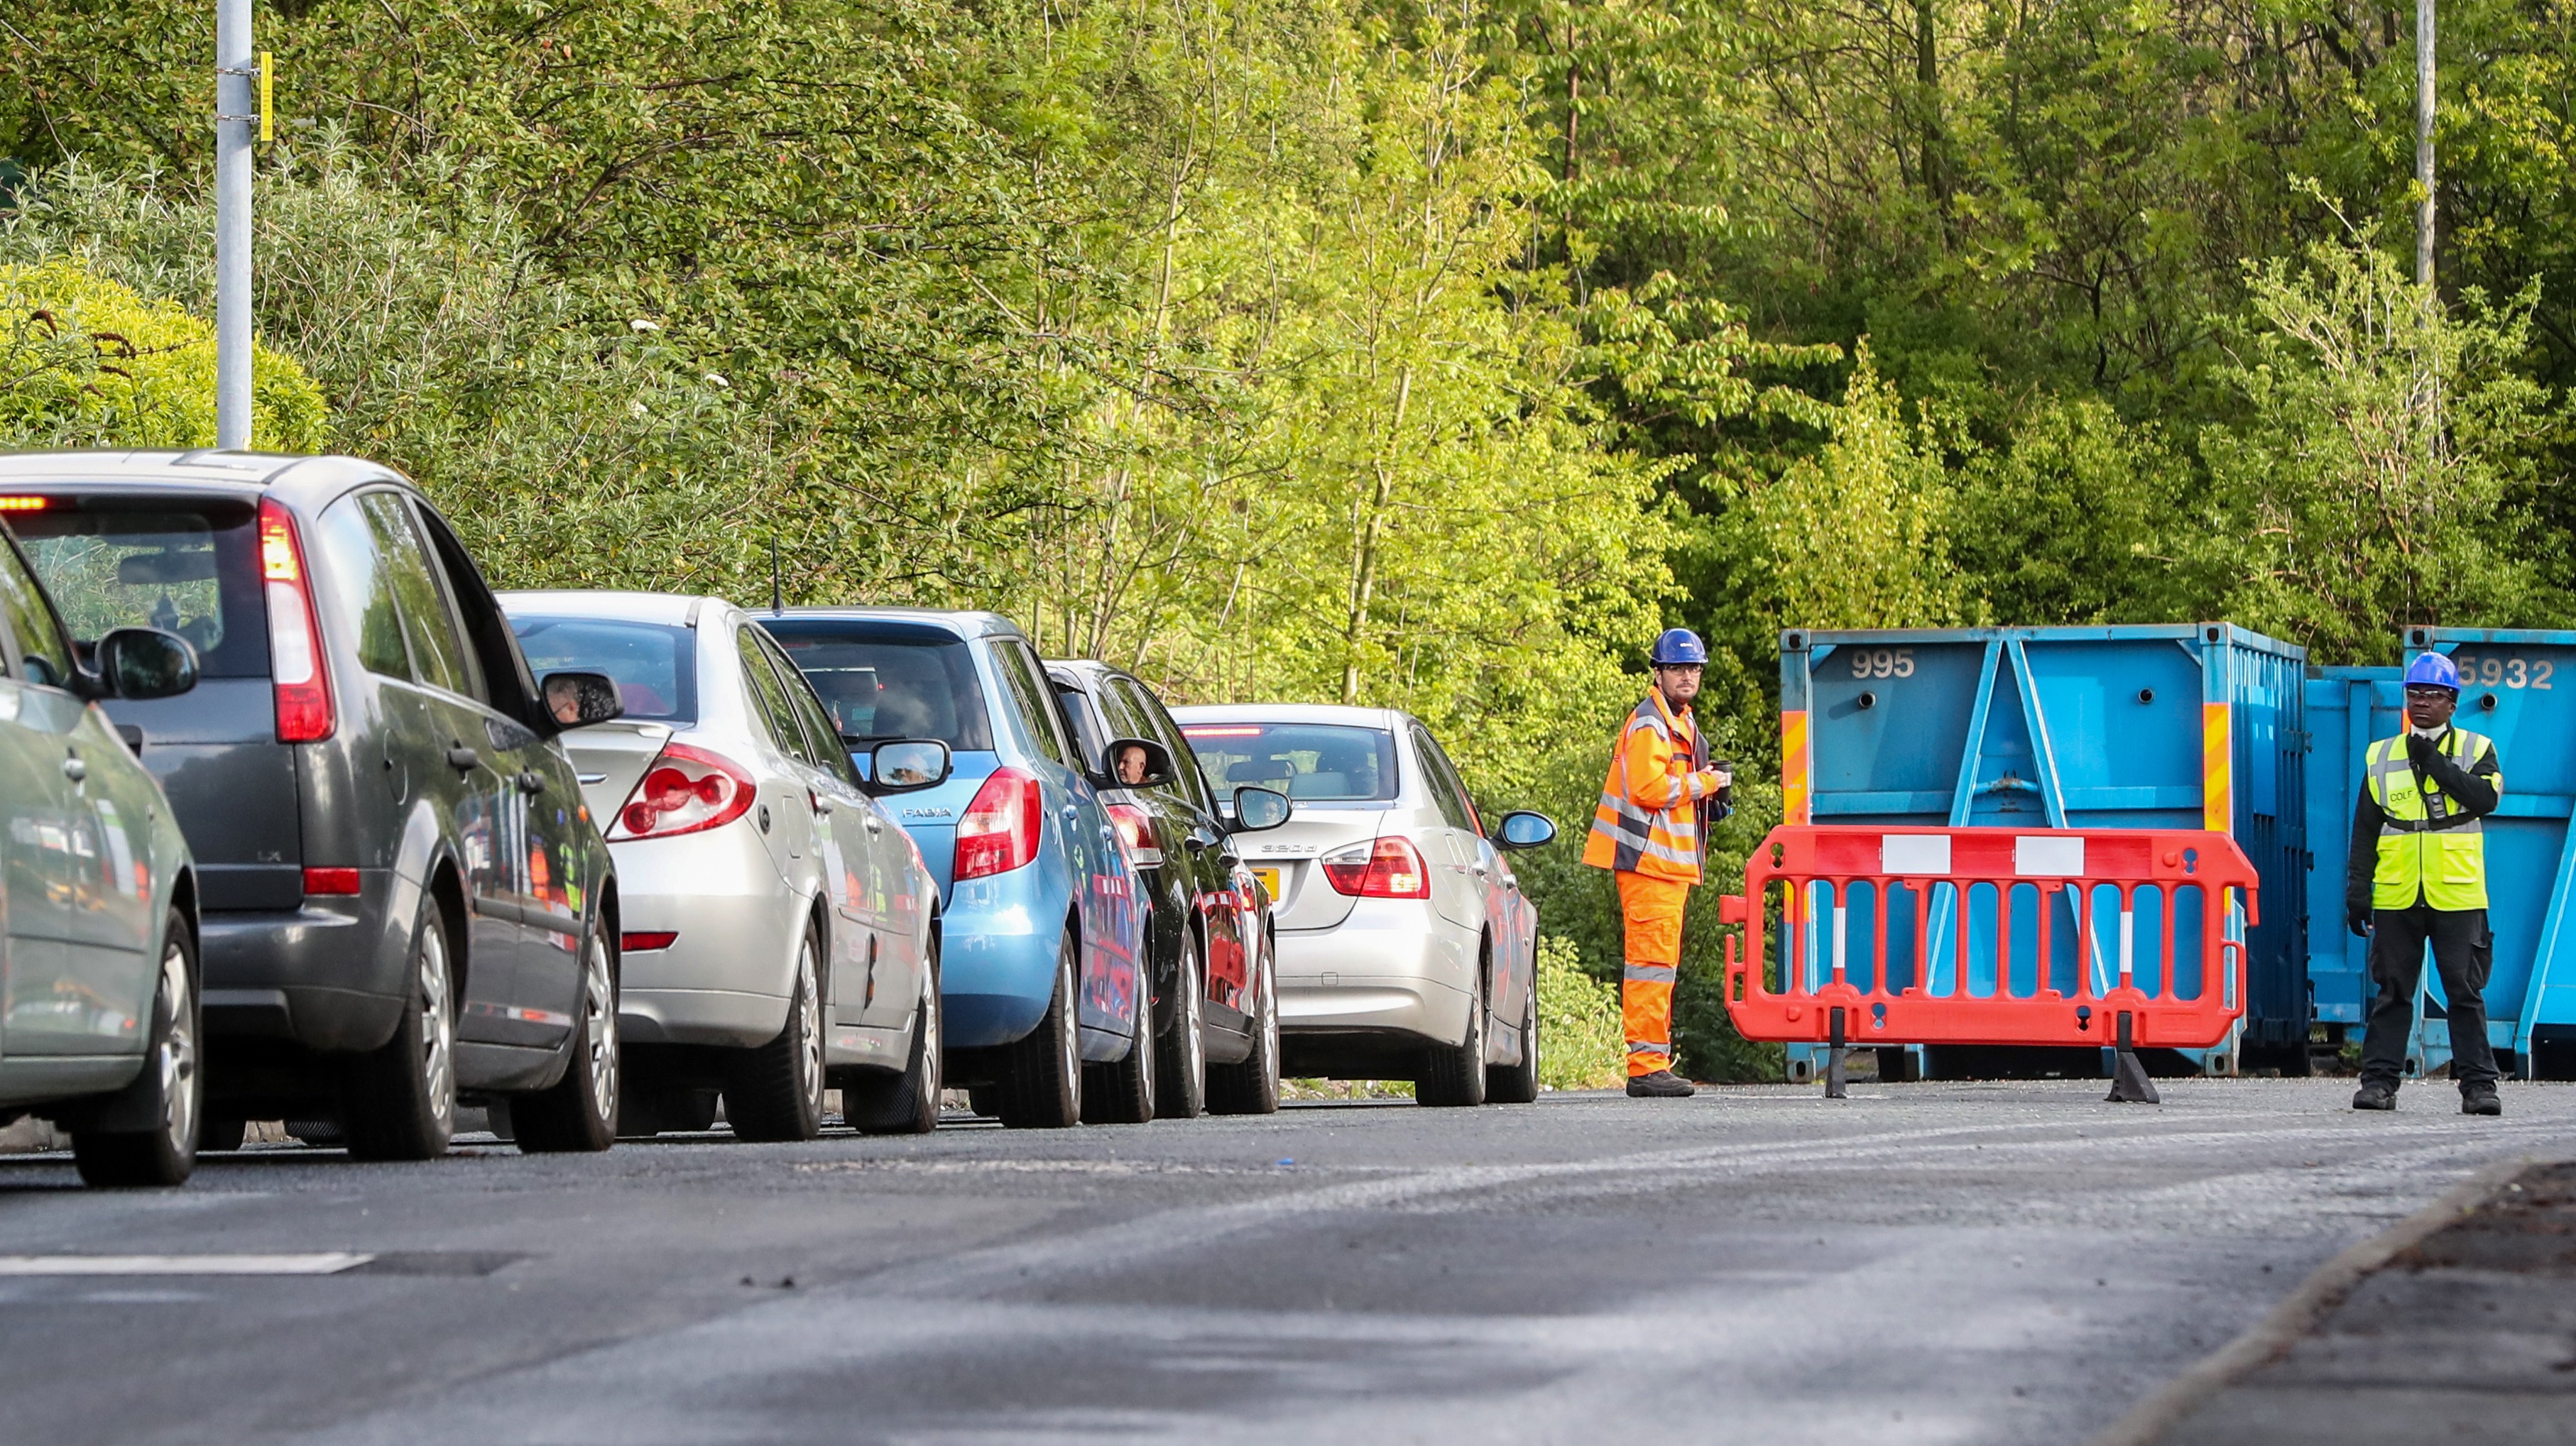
[2367,728,2502,911]
[1583,692,1728,882]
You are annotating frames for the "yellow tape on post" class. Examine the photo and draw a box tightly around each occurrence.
[258,52,273,143]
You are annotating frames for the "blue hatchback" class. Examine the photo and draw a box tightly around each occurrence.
[761,610,1146,1127]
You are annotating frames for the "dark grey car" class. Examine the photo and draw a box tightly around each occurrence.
[0,451,626,1160]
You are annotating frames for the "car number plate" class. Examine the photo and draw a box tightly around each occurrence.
[1253,867,1282,902]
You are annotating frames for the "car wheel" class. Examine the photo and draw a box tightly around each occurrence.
[966,1085,1003,1119]
[512,919,621,1152]
[1208,933,1281,1115]
[343,892,459,1160]
[1153,930,1207,1119]
[1081,935,1157,1125]
[72,913,202,1188]
[199,1116,248,1154]
[727,919,828,1142]
[1485,968,1539,1105]
[994,930,1081,1129]
[1417,953,1490,1107]
[848,932,944,1135]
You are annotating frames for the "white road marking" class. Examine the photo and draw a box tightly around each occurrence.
[0,1253,373,1276]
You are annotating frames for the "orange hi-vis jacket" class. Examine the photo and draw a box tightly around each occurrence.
[1583,691,1729,883]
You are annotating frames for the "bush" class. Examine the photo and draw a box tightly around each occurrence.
[0,257,325,451]
[1535,936,1623,1090]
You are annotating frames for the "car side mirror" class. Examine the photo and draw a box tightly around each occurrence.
[868,739,952,795]
[1229,785,1292,833]
[542,672,626,730]
[1096,736,1176,790]
[1495,811,1558,850]
[89,627,200,701]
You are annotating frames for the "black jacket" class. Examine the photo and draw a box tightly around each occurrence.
[2345,728,2501,919]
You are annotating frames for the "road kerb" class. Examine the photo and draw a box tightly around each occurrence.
[2086,1149,2567,1446]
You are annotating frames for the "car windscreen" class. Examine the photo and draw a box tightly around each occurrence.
[1177,722,1399,802]
[507,615,699,723]
[11,501,267,677]
[760,619,995,751]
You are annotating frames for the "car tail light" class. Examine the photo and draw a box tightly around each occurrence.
[0,495,50,512]
[1104,801,1162,867]
[302,867,361,896]
[259,498,334,743]
[1321,836,1431,899]
[622,931,679,953]
[955,767,1043,880]
[1180,725,1262,738]
[608,743,757,840]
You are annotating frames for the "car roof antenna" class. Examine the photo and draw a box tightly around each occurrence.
[770,535,782,615]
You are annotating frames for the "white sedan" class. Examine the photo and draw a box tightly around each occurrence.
[504,591,949,1138]
[1167,704,1557,1105]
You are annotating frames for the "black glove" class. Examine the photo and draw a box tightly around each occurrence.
[2405,730,2438,768]
[2347,904,2372,938]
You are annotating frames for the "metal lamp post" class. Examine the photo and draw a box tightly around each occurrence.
[214,0,254,450]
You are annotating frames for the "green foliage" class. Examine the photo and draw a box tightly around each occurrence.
[1534,935,1621,1090]
[2200,229,2564,662]
[0,257,324,451]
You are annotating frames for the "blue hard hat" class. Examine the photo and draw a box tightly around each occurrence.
[2403,652,2460,691]
[1649,628,1708,666]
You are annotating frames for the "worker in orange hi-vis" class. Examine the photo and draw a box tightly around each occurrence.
[1583,629,1734,1098]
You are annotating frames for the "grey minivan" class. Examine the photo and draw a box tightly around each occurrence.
[1,452,626,1160]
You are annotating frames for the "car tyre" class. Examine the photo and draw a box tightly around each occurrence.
[199,1115,248,1154]
[727,919,828,1142]
[994,931,1081,1129]
[1417,954,1490,1107]
[848,933,944,1135]
[1081,936,1157,1125]
[1207,933,1281,1115]
[512,918,621,1152]
[72,913,202,1188]
[1153,930,1207,1119]
[343,892,459,1161]
[1485,968,1539,1105]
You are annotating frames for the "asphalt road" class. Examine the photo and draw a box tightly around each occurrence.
[4,1080,2570,1446]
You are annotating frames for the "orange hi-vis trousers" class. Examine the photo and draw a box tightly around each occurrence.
[1617,871,1689,1078]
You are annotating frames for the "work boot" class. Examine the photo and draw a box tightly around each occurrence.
[2462,1083,2503,1117]
[2352,1082,2397,1111]
[1626,1070,1696,1098]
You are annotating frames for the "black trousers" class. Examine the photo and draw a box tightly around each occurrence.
[2359,904,2499,1088]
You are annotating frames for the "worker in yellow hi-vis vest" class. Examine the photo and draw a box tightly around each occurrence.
[1584,629,1732,1098]
[2348,651,2505,1117]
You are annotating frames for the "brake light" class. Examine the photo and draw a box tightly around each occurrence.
[955,767,1043,880]
[1180,725,1262,738]
[1321,836,1431,899]
[1104,801,1162,867]
[302,867,361,896]
[608,743,756,840]
[0,495,50,512]
[258,498,334,743]
[622,931,679,953]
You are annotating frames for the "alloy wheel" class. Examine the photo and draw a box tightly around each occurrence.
[583,931,619,1121]
[419,924,457,1132]
[796,938,824,1114]
[155,941,198,1157]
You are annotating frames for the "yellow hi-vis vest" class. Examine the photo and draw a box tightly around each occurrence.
[2367,728,2501,911]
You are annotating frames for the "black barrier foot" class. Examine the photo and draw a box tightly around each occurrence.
[1825,1008,1849,1100]
[2107,1012,2161,1105]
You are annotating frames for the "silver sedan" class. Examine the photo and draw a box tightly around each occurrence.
[503,591,950,1138]
[1167,703,1557,1105]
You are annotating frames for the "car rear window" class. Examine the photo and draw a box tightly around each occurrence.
[1177,721,1399,802]
[760,618,995,751]
[508,615,699,723]
[11,501,267,677]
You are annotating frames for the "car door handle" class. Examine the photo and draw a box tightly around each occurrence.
[447,747,481,772]
[60,755,86,783]
[516,770,547,796]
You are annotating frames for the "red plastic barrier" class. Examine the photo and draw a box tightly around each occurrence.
[1718,826,2258,1051]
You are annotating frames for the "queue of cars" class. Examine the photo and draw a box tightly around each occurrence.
[0,450,1559,1188]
